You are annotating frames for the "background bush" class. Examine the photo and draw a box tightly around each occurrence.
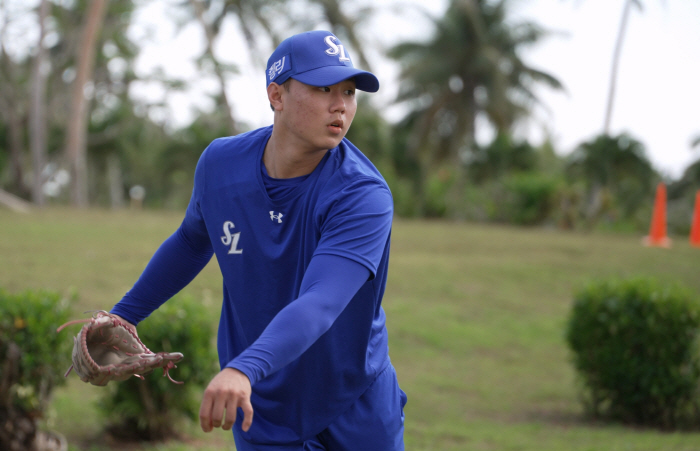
[565,277,700,429]
[0,288,72,449]
[502,173,559,225]
[99,295,219,441]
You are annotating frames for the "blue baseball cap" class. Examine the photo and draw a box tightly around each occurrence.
[266,30,379,92]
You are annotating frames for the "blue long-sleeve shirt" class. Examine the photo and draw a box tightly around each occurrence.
[112,126,394,444]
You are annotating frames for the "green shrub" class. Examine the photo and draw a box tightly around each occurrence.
[565,277,700,429]
[424,169,452,218]
[99,295,218,441]
[0,288,72,448]
[381,164,418,218]
[502,173,559,225]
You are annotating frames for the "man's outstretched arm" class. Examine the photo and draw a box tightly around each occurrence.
[198,253,370,432]
[111,224,213,325]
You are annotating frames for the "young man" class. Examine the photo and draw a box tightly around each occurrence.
[110,30,406,450]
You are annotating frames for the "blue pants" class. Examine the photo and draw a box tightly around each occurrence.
[233,364,407,451]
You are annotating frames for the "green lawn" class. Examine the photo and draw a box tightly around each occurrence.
[2,208,700,450]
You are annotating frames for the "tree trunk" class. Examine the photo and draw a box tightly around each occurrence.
[316,0,373,71]
[603,0,635,134]
[107,153,124,209]
[188,0,237,134]
[6,106,26,198]
[0,28,28,199]
[30,0,50,206]
[65,0,109,207]
[412,104,442,217]
[447,98,476,220]
[0,189,32,213]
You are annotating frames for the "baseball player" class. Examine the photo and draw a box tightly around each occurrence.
[110,30,406,450]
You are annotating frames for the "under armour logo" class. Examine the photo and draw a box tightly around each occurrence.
[270,211,284,223]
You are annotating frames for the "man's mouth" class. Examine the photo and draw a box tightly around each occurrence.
[328,121,343,133]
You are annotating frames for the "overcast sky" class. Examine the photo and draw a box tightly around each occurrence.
[129,0,700,179]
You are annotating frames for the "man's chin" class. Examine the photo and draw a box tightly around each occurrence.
[328,134,347,148]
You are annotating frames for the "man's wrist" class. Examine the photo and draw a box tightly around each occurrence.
[226,363,256,386]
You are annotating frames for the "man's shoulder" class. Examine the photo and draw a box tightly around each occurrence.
[204,125,272,159]
[330,139,390,190]
[316,140,392,210]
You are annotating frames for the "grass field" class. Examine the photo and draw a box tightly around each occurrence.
[2,208,700,450]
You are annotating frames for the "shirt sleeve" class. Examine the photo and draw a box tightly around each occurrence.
[226,254,370,385]
[110,148,213,325]
[109,225,213,325]
[314,178,393,278]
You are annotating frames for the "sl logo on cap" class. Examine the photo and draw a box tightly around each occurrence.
[324,36,351,62]
[268,55,289,81]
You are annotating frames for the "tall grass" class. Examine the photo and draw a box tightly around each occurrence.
[2,208,700,450]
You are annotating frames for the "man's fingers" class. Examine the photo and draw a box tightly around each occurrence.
[200,368,253,433]
[200,394,240,433]
[210,395,227,429]
[199,392,214,433]
[221,404,236,431]
[241,399,254,432]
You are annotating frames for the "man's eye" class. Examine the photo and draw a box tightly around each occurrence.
[320,87,331,92]
[345,90,355,96]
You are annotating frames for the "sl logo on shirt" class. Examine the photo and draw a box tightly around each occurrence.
[221,221,243,255]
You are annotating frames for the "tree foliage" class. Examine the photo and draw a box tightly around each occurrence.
[566,133,656,226]
[0,0,695,232]
[388,0,563,217]
[0,288,72,449]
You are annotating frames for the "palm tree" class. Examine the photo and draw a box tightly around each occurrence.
[310,0,374,71]
[603,0,643,134]
[64,0,109,207]
[175,0,375,133]
[691,134,700,149]
[0,1,30,199]
[30,0,51,206]
[187,0,238,134]
[567,133,655,225]
[389,0,562,218]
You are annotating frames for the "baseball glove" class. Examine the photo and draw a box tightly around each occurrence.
[57,311,184,386]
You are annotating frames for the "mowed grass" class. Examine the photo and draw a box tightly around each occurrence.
[2,208,700,450]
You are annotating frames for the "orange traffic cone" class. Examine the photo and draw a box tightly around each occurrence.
[643,182,672,248]
[690,190,700,248]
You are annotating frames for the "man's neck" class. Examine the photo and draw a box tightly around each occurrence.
[263,130,329,179]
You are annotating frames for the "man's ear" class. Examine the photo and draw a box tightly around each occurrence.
[268,82,284,112]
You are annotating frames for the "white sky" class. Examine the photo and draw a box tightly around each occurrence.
[129,0,700,179]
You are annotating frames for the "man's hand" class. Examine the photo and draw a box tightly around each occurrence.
[199,368,254,432]
[111,314,137,335]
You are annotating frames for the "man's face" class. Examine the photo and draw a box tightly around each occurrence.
[277,78,358,152]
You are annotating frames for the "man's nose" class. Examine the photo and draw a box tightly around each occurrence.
[330,90,346,113]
